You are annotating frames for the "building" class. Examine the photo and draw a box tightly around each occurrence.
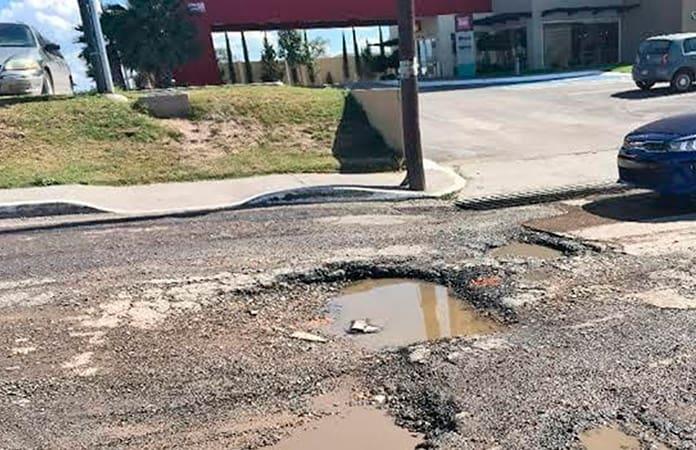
[391,0,696,78]
[175,0,491,86]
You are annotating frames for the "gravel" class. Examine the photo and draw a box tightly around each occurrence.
[0,199,694,449]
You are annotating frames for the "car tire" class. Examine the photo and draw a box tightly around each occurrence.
[671,70,693,93]
[41,72,54,96]
[636,80,655,91]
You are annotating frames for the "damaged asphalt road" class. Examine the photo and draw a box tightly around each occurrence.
[0,198,695,449]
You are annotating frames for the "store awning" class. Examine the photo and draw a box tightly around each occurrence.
[541,4,639,17]
[474,12,531,27]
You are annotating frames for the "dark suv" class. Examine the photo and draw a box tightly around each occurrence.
[633,33,696,93]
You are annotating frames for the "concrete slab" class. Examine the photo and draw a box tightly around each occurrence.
[525,193,696,256]
[417,74,696,197]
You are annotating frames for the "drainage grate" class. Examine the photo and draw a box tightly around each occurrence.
[456,182,632,211]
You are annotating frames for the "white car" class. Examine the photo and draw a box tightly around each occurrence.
[0,23,73,96]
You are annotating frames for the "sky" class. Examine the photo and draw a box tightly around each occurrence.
[0,0,382,91]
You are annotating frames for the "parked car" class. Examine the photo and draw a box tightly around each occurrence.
[618,114,696,194]
[0,22,73,96]
[633,33,696,93]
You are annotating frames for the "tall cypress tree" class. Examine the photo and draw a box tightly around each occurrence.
[378,26,386,58]
[224,32,237,84]
[341,32,350,81]
[260,33,282,82]
[241,31,253,83]
[352,27,362,79]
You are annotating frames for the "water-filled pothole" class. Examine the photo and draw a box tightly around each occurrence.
[268,406,421,450]
[490,242,563,260]
[579,426,640,450]
[328,279,500,349]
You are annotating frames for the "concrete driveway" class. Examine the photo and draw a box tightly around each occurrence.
[419,74,696,197]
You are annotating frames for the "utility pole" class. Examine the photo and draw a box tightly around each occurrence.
[397,0,426,191]
[77,0,114,93]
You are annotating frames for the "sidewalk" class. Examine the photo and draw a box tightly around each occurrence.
[0,160,465,218]
[454,150,619,200]
[369,71,630,92]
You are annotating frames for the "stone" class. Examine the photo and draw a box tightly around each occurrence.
[135,91,191,118]
[349,319,381,334]
[290,331,328,343]
[372,394,387,405]
[408,346,430,364]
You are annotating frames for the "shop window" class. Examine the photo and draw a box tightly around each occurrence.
[544,21,619,69]
[475,28,528,74]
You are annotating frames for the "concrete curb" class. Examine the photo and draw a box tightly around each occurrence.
[456,181,632,210]
[0,161,467,232]
[365,71,630,93]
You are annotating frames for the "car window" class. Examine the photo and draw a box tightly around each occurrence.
[684,38,696,54]
[639,40,671,55]
[0,24,36,48]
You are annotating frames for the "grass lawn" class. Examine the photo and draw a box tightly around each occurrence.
[0,86,399,189]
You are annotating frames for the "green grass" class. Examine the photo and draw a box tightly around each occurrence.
[0,86,398,189]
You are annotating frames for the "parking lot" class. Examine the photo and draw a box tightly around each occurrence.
[419,74,696,197]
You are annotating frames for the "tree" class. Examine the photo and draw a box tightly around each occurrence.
[278,30,303,84]
[341,32,350,81]
[224,32,237,84]
[241,31,253,83]
[302,32,327,86]
[260,34,282,82]
[99,0,200,88]
[352,27,363,79]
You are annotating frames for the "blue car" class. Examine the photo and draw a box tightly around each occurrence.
[619,114,696,195]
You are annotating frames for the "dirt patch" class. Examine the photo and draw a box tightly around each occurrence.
[164,118,266,165]
[490,242,563,260]
[578,425,640,450]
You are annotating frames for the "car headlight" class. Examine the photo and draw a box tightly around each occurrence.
[3,58,41,71]
[669,138,696,152]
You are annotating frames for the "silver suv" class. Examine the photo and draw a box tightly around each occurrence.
[633,33,696,93]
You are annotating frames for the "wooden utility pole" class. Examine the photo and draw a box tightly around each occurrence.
[397,0,426,191]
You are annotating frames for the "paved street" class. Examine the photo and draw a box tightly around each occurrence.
[1,197,696,448]
[419,75,696,196]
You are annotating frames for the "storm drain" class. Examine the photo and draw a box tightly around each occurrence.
[456,182,632,211]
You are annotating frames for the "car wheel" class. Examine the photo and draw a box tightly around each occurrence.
[41,72,54,96]
[636,80,655,91]
[671,70,693,93]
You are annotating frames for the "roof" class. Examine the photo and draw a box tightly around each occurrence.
[541,4,639,17]
[474,12,531,27]
[646,32,696,41]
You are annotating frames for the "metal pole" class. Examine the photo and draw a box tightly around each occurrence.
[86,0,114,93]
[77,0,105,92]
[397,0,426,191]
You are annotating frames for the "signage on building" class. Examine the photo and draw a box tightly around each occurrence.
[455,14,473,32]
[691,10,696,20]
[187,2,206,15]
[454,15,476,78]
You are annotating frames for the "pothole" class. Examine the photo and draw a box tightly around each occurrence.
[267,406,422,450]
[327,279,501,349]
[578,425,640,450]
[490,242,563,260]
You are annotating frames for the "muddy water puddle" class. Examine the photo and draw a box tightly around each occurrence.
[490,242,563,260]
[579,426,640,450]
[268,406,421,450]
[328,279,500,349]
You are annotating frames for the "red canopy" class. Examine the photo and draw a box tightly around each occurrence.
[176,0,492,86]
